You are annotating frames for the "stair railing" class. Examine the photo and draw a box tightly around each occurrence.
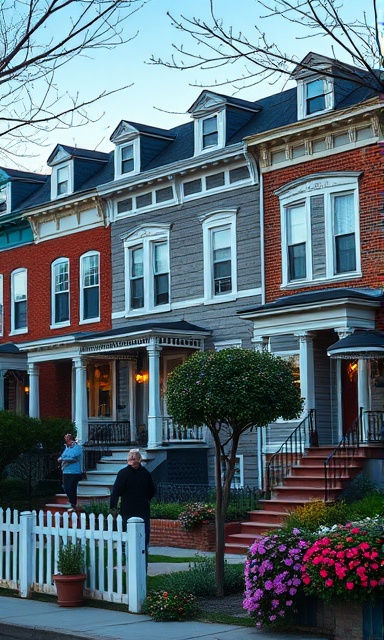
[324,413,362,502]
[265,410,317,495]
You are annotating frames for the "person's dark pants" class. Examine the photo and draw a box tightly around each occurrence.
[62,473,82,507]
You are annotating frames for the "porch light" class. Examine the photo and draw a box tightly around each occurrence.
[135,371,149,384]
[24,386,29,394]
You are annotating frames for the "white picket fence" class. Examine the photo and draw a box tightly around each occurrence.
[0,508,146,612]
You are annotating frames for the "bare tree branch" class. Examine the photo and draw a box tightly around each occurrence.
[150,0,382,94]
[0,0,148,162]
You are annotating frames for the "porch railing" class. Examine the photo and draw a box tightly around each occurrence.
[162,417,205,442]
[265,410,317,495]
[87,421,131,445]
[324,410,384,502]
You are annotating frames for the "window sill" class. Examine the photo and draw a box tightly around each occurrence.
[281,272,362,290]
[10,328,28,336]
[204,292,238,305]
[125,304,171,317]
[79,317,100,325]
[50,321,70,330]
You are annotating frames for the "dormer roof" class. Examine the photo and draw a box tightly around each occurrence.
[47,144,109,167]
[188,90,261,117]
[110,121,175,144]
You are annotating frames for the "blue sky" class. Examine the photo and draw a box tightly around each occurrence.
[19,0,381,172]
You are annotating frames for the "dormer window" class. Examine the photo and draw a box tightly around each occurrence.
[297,76,334,120]
[202,115,218,149]
[121,144,134,174]
[194,110,225,155]
[0,183,8,214]
[57,165,69,195]
[114,138,139,179]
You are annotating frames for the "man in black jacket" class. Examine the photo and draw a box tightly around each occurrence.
[110,449,156,561]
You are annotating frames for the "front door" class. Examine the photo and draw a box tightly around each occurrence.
[341,360,358,434]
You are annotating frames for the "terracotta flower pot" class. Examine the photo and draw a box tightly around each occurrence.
[53,573,86,607]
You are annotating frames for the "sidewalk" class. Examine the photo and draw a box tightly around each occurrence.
[0,547,330,640]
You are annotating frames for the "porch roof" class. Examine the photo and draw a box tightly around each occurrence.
[0,343,20,353]
[74,320,211,342]
[327,330,384,359]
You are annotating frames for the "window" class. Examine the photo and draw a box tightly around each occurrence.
[57,166,69,195]
[124,225,170,314]
[87,362,113,418]
[279,174,360,286]
[221,455,244,488]
[0,275,3,336]
[182,164,250,200]
[11,268,27,333]
[333,193,356,274]
[194,111,225,155]
[287,204,307,281]
[51,163,73,199]
[201,210,238,302]
[115,139,139,179]
[0,183,8,214]
[115,184,175,218]
[121,144,134,174]
[52,258,69,326]
[80,252,100,322]
[297,76,334,120]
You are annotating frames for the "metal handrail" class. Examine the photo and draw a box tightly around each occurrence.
[324,415,361,502]
[265,410,317,495]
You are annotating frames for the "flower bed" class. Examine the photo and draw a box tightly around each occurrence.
[243,516,384,638]
[150,519,241,551]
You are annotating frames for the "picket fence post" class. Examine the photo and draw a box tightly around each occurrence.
[19,511,34,598]
[127,517,146,613]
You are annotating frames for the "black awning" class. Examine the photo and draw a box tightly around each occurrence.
[327,331,384,359]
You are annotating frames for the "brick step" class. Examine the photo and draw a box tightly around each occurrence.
[248,509,287,524]
[282,475,346,489]
[225,541,255,554]
[239,521,283,536]
[273,486,341,500]
[291,463,361,477]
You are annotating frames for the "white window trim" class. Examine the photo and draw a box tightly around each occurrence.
[214,339,242,351]
[10,268,27,335]
[51,162,73,199]
[273,350,304,421]
[0,274,3,336]
[51,258,70,328]
[123,225,171,316]
[0,183,10,215]
[279,175,361,288]
[297,76,334,121]
[114,183,176,219]
[79,251,100,324]
[114,138,140,179]
[200,210,238,304]
[182,162,251,202]
[194,110,226,155]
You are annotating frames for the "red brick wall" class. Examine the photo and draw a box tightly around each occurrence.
[262,145,384,303]
[39,361,72,419]
[0,226,111,342]
[150,520,241,552]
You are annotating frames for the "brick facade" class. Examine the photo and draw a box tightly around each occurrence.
[262,145,384,303]
[150,520,241,552]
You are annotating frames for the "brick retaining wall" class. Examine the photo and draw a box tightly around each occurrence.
[150,519,241,552]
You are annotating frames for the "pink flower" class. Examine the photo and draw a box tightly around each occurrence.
[325,579,333,587]
[346,582,355,590]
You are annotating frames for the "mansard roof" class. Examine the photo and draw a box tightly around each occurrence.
[2,52,379,215]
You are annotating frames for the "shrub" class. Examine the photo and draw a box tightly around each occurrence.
[284,499,349,533]
[243,528,311,628]
[348,494,384,520]
[157,556,244,597]
[302,517,384,603]
[143,590,198,621]
[151,502,185,520]
[341,473,380,504]
[56,541,85,575]
[178,502,215,531]
[82,501,110,518]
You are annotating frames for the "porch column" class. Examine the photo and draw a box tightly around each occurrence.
[27,363,40,418]
[146,339,162,448]
[73,357,88,444]
[252,334,269,352]
[358,358,370,440]
[296,332,315,413]
[0,369,6,410]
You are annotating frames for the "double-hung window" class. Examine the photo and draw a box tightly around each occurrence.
[287,203,307,281]
[202,115,218,149]
[305,79,326,115]
[52,258,69,326]
[195,111,225,155]
[201,210,238,302]
[124,226,170,315]
[57,166,69,195]
[279,174,360,287]
[80,252,100,322]
[121,144,134,174]
[297,76,334,120]
[11,268,27,333]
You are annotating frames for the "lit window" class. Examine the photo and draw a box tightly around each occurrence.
[87,362,113,418]
[11,268,27,332]
[52,258,69,325]
[80,252,100,322]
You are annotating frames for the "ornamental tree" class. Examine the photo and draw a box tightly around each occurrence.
[166,347,303,597]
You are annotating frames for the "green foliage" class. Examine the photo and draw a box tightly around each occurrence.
[348,494,384,520]
[155,556,244,597]
[166,348,303,431]
[284,499,349,533]
[143,590,199,621]
[340,473,381,504]
[150,502,185,520]
[0,477,61,510]
[82,501,111,518]
[36,417,76,453]
[178,502,215,530]
[0,411,40,474]
[57,540,85,575]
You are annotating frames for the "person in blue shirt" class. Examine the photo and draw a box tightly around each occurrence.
[58,433,83,513]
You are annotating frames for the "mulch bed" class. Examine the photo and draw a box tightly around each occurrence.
[198,593,249,618]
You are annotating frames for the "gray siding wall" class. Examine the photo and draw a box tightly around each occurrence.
[111,184,261,349]
[310,195,326,279]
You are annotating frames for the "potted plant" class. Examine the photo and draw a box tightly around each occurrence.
[53,540,87,607]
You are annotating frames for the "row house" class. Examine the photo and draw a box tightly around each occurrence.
[0,52,383,491]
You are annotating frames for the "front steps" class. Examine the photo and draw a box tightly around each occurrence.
[225,444,383,554]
